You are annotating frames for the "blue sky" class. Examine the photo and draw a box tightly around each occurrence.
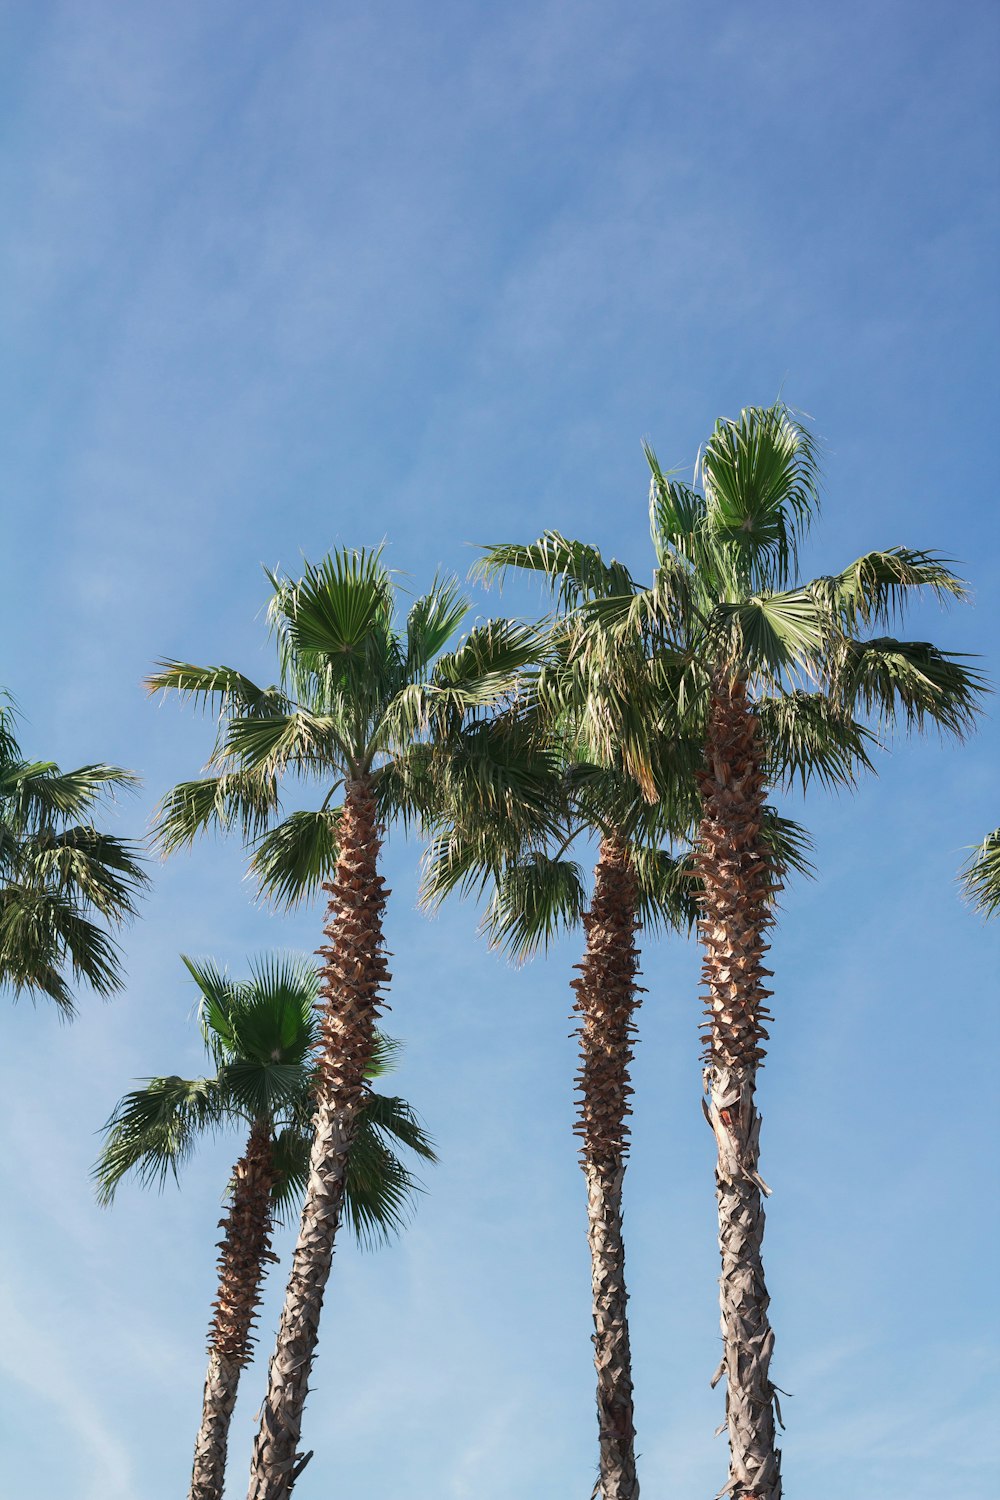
[1,1,998,1495]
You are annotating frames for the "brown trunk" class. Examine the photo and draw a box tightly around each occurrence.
[695,677,782,1500]
[190,1118,279,1500]
[189,1352,241,1500]
[246,778,388,1500]
[571,836,642,1500]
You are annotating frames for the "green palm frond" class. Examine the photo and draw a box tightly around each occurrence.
[340,1092,436,1249]
[645,446,708,567]
[629,847,699,937]
[0,722,145,1014]
[482,852,588,961]
[4,763,140,829]
[94,1075,229,1203]
[474,532,637,607]
[756,693,876,791]
[251,809,342,907]
[960,828,1000,918]
[760,811,815,882]
[432,618,542,695]
[706,589,827,679]
[266,550,396,678]
[701,403,820,592]
[825,548,969,632]
[359,1090,437,1161]
[152,772,280,853]
[420,829,506,911]
[0,886,125,1012]
[146,662,288,719]
[184,952,319,1067]
[221,709,351,778]
[431,719,565,838]
[218,1060,310,1120]
[834,637,985,738]
[405,575,470,674]
[18,828,147,919]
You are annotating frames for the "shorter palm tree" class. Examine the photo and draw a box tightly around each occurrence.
[95,953,435,1500]
[961,828,1000,917]
[0,696,146,1014]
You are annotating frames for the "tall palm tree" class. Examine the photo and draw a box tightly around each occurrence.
[147,550,538,1496]
[0,695,146,1015]
[95,953,435,1500]
[478,404,983,1498]
[961,828,1000,917]
[424,625,810,1500]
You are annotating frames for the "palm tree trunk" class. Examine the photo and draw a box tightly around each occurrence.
[696,676,782,1500]
[190,1118,279,1500]
[247,777,388,1500]
[572,835,642,1500]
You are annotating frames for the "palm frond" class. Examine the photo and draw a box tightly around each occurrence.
[146,662,287,718]
[221,710,350,779]
[482,853,588,961]
[94,1075,229,1203]
[341,1092,435,1250]
[700,403,820,592]
[432,618,542,695]
[760,811,815,882]
[834,637,986,738]
[0,886,124,1010]
[959,828,1000,918]
[825,548,970,632]
[17,828,147,919]
[706,589,827,679]
[645,446,707,567]
[5,762,140,831]
[251,808,342,908]
[473,533,636,607]
[152,772,280,853]
[756,692,876,791]
[629,846,699,936]
[405,575,470,674]
[267,549,395,668]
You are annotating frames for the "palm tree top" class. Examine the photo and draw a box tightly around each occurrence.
[147,549,542,908]
[95,952,436,1247]
[477,404,985,787]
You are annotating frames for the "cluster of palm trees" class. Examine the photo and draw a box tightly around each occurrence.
[1,403,993,1500]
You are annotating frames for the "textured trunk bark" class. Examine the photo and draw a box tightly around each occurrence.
[572,836,642,1500]
[189,1352,241,1500]
[189,1118,279,1500]
[246,778,388,1500]
[696,677,782,1500]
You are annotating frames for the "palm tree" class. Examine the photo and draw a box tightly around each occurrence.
[423,621,810,1500]
[147,550,538,1496]
[478,404,983,1498]
[95,952,435,1500]
[961,828,1000,917]
[0,695,146,1015]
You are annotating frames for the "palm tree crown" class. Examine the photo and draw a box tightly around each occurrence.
[148,550,539,900]
[0,696,147,1015]
[95,952,434,1244]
